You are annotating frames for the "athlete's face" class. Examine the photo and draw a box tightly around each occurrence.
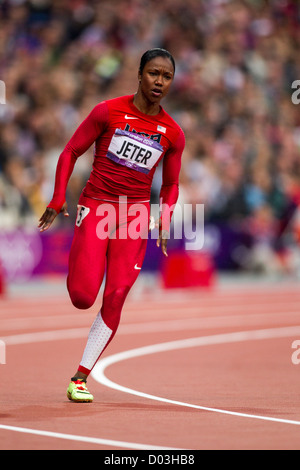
[138,56,174,104]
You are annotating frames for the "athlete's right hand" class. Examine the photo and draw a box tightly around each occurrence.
[38,203,69,232]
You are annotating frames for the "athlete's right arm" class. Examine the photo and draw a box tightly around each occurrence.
[38,102,109,232]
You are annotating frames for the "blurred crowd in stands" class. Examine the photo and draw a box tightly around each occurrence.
[1,0,300,274]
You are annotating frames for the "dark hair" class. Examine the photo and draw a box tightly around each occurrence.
[139,48,175,75]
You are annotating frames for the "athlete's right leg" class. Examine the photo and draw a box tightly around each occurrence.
[67,195,110,310]
[66,197,120,398]
[75,202,150,379]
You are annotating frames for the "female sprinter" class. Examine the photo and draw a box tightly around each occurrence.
[38,48,185,402]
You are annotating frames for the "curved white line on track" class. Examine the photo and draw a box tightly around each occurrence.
[92,326,300,426]
[2,323,300,447]
[0,424,182,450]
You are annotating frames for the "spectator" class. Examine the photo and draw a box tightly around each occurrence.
[0,0,300,274]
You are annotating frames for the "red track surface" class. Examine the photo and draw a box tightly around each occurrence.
[1,276,300,450]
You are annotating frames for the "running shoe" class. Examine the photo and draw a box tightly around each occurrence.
[67,378,94,403]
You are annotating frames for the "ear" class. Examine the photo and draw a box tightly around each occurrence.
[138,70,142,83]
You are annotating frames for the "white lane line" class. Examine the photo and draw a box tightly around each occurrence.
[1,328,90,345]
[2,304,300,332]
[0,424,182,450]
[92,326,300,427]
[2,313,300,346]
[2,298,300,316]
[0,326,183,450]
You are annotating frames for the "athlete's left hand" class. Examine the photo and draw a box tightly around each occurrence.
[156,229,169,257]
[38,202,69,232]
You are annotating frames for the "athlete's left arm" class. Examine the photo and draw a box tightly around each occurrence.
[157,128,185,255]
[159,128,185,227]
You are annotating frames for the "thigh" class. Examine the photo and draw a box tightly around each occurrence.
[100,234,148,328]
[105,236,148,294]
[104,201,150,295]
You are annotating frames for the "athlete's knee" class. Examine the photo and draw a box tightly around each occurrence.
[67,274,98,309]
[102,285,130,328]
[109,286,130,309]
[68,288,96,310]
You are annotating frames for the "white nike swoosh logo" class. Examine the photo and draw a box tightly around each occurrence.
[125,115,138,120]
[134,264,142,270]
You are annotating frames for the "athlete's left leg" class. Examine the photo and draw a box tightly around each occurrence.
[76,202,150,378]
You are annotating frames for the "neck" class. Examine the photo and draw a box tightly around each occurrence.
[133,91,161,116]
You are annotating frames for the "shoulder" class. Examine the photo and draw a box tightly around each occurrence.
[89,95,133,124]
[104,94,133,111]
[91,95,132,113]
[160,108,184,137]
[160,108,185,148]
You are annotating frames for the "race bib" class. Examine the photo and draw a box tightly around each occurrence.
[76,205,90,227]
[107,129,164,174]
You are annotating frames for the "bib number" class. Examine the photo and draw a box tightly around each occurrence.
[107,129,163,174]
[76,205,90,227]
